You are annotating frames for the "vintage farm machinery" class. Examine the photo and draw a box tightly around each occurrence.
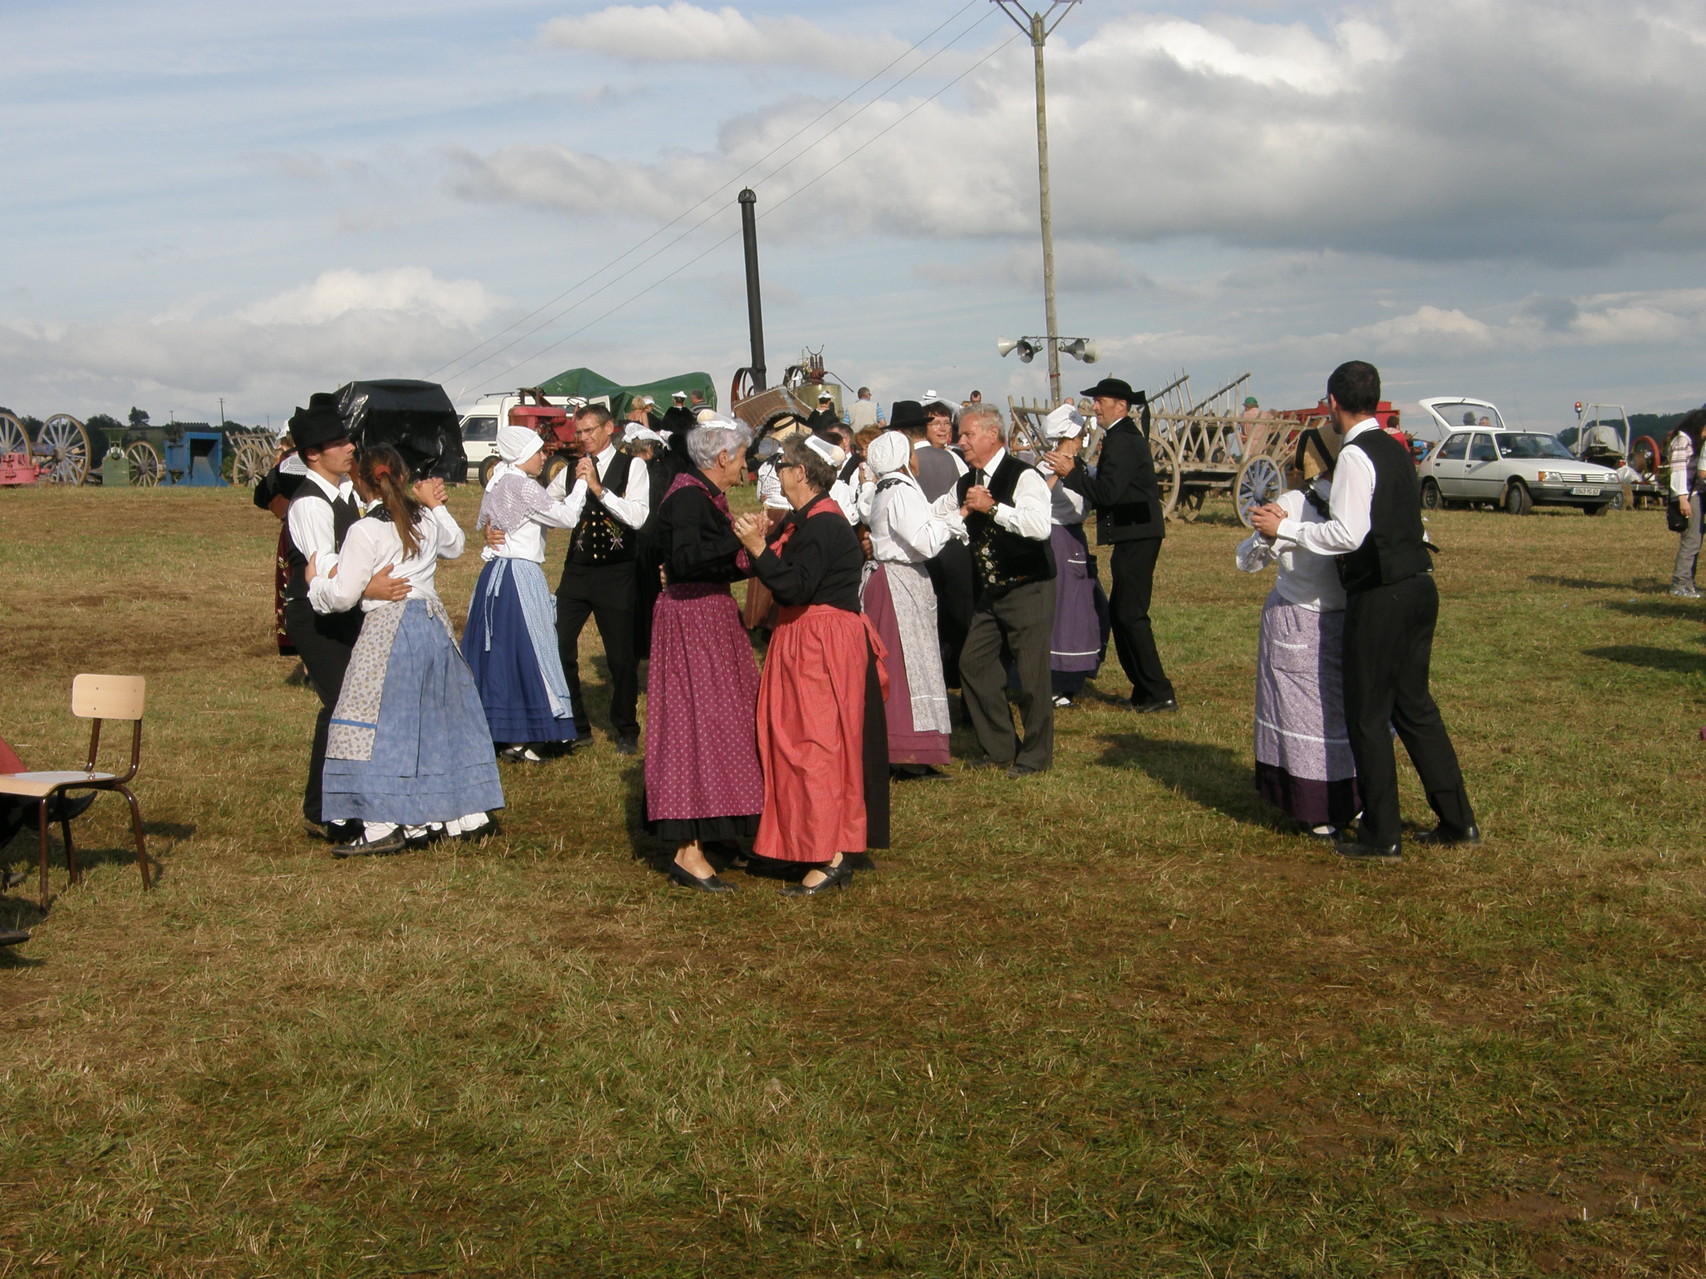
[730,348,848,439]
[0,411,94,486]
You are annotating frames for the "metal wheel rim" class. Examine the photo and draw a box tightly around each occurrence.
[38,414,91,485]
[1235,456,1284,528]
[230,441,270,488]
[0,413,27,459]
[126,442,163,487]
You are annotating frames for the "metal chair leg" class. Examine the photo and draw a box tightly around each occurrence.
[62,806,78,885]
[118,786,151,891]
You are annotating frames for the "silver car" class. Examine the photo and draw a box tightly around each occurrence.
[1416,397,1622,515]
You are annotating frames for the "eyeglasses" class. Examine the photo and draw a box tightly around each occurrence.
[774,460,801,472]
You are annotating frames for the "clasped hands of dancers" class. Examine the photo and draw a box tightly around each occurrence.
[271,362,1476,884]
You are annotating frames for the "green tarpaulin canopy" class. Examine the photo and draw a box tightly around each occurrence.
[537,368,718,419]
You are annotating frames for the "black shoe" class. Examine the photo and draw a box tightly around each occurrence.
[1412,823,1482,848]
[666,860,737,893]
[891,763,949,781]
[44,793,96,823]
[1006,763,1045,779]
[498,745,544,763]
[0,926,29,947]
[782,859,854,897]
[615,735,639,757]
[1129,696,1179,714]
[331,828,408,858]
[405,825,445,850]
[303,818,361,844]
[1333,836,1401,863]
[454,816,500,843]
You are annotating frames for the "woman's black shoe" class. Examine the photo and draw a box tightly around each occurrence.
[667,860,737,893]
[331,829,408,859]
[782,859,854,897]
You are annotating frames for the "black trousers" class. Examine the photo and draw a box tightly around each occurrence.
[1109,537,1174,704]
[556,561,640,739]
[1342,574,1475,847]
[282,598,360,824]
[960,578,1056,773]
[927,540,977,689]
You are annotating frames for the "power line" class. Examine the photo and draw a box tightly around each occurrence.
[430,0,984,387]
[469,27,1025,394]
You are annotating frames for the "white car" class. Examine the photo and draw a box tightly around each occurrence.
[1416,398,1621,515]
[458,406,500,483]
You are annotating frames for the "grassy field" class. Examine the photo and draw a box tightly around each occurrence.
[1,482,1703,1277]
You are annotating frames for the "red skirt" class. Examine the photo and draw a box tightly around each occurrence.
[754,604,890,861]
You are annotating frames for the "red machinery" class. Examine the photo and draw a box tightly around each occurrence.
[507,388,577,482]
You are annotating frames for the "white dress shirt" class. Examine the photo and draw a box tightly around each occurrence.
[754,459,791,511]
[931,447,1052,541]
[310,506,465,614]
[868,474,954,563]
[286,468,359,577]
[1273,419,1379,556]
[547,443,651,529]
[1235,482,1346,612]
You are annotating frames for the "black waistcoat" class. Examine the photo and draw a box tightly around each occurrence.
[283,484,359,601]
[570,450,638,565]
[1337,428,1432,594]
[958,454,1056,595]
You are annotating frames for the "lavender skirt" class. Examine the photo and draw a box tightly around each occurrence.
[643,582,764,838]
[1050,523,1107,674]
[1253,589,1360,826]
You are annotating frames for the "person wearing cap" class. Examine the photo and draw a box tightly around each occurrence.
[548,404,651,756]
[900,398,975,694]
[814,422,864,523]
[463,424,581,763]
[1251,360,1477,863]
[282,393,409,840]
[847,387,879,432]
[1037,404,1108,709]
[806,391,842,435]
[859,431,955,778]
[1047,377,1177,714]
[935,406,1056,778]
[734,434,889,892]
[660,391,696,437]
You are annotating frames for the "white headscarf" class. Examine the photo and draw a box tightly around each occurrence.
[497,424,543,465]
[1044,404,1085,441]
[803,434,846,468]
[865,430,913,476]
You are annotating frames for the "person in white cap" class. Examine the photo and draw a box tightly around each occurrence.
[661,390,696,436]
[461,424,580,763]
[1038,404,1108,708]
[860,431,956,778]
[806,390,841,435]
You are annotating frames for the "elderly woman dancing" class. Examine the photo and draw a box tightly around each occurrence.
[860,430,954,778]
[734,435,890,895]
[1235,431,1360,838]
[643,421,766,893]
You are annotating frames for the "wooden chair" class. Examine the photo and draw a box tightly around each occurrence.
[0,674,150,909]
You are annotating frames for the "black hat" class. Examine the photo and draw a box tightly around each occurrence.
[888,399,929,432]
[1080,377,1145,406]
[289,392,347,453]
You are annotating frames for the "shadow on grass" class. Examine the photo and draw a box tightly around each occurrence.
[1096,731,1286,831]
[1583,645,1706,677]
[1602,599,1706,622]
[1530,574,1668,592]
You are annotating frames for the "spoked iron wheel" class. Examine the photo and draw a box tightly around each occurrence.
[0,412,28,461]
[1150,434,1183,519]
[126,442,164,487]
[37,414,92,484]
[1234,455,1285,528]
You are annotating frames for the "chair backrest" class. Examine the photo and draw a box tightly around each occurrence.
[72,674,146,721]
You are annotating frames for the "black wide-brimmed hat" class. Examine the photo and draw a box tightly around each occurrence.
[1080,377,1144,405]
[888,399,929,432]
[288,392,347,453]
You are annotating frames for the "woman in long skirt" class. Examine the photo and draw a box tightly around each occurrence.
[306,445,503,857]
[462,425,579,762]
[1235,432,1359,837]
[1039,405,1109,708]
[642,423,766,893]
[860,430,953,777]
[734,434,889,896]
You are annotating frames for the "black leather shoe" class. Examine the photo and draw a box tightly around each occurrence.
[1006,764,1045,779]
[1129,696,1179,714]
[331,829,408,858]
[891,764,948,781]
[1333,836,1401,863]
[782,859,854,897]
[0,926,29,947]
[1412,823,1482,848]
[615,736,639,757]
[667,860,736,893]
[405,825,445,850]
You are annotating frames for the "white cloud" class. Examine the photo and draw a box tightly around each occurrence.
[539,4,904,69]
[239,267,501,327]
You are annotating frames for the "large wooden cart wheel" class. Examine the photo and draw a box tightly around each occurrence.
[1631,435,1660,480]
[1173,488,1206,522]
[125,442,163,487]
[229,440,270,488]
[37,414,91,484]
[1151,434,1182,520]
[1234,455,1285,528]
[0,412,27,460]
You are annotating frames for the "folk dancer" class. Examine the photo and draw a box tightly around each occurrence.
[1037,404,1109,708]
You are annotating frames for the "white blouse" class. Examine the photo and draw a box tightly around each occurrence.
[1235,482,1345,612]
[309,506,466,614]
[867,475,954,564]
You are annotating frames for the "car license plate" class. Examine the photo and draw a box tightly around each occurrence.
[1570,486,1600,496]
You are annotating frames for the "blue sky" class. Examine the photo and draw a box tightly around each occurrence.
[4,0,1704,432]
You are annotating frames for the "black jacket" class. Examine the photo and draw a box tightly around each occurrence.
[1083,420,1165,544]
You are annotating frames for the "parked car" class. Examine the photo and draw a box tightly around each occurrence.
[459,405,500,484]
[1419,427,1622,514]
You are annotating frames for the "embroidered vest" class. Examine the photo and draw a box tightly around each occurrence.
[570,450,638,565]
[957,454,1055,595]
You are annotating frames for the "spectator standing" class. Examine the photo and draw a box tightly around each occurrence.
[1667,409,1706,598]
[847,387,879,432]
[805,391,842,434]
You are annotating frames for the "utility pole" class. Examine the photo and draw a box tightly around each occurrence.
[993,0,1079,403]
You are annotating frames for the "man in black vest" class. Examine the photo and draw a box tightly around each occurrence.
[552,404,652,755]
[934,406,1056,776]
[1251,360,1478,861]
[1049,377,1176,712]
[281,395,407,836]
